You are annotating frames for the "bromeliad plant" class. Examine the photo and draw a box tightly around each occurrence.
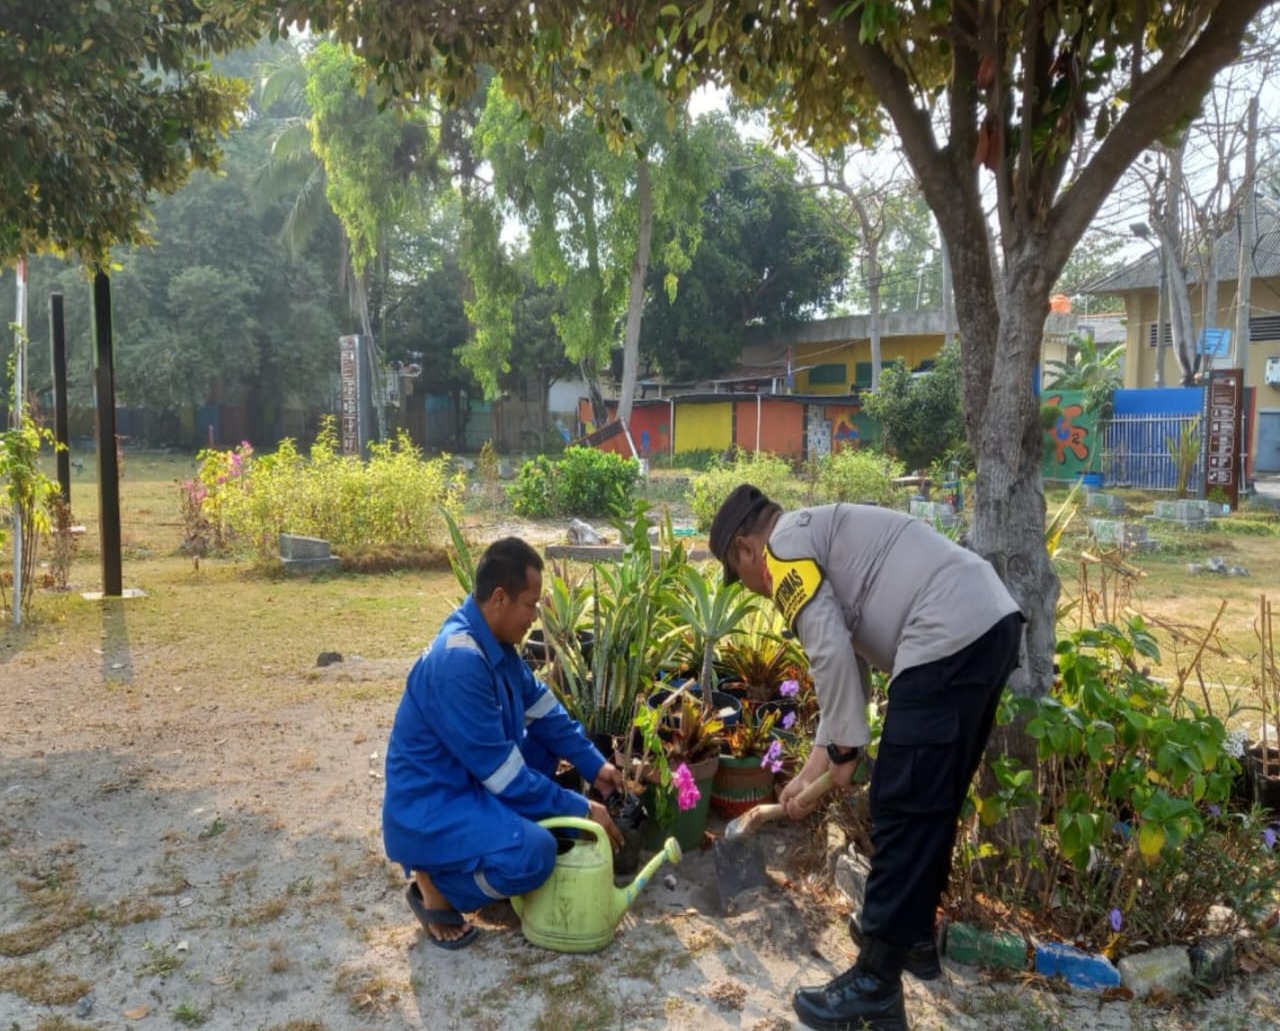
[723,701,782,760]
[717,603,804,703]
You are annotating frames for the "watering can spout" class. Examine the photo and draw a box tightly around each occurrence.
[614,835,682,925]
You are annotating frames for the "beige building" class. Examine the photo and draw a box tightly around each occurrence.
[1085,202,1280,474]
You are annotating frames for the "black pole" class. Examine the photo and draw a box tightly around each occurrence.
[48,292,71,506]
[92,269,123,596]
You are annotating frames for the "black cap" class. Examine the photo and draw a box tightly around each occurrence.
[709,484,773,584]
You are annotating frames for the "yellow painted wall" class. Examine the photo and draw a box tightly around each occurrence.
[674,401,734,453]
[1122,279,1280,389]
[792,336,941,393]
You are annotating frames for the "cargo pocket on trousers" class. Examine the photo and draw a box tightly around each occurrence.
[871,708,962,816]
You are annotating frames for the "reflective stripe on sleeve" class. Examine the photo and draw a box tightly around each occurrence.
[481,744,525,795]
[524,692,557,723]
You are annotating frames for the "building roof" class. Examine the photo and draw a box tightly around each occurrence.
[1084,197,1280,294]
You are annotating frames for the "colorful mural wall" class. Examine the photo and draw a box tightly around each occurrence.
[579,394,879,463]
[1041,389,1099,482]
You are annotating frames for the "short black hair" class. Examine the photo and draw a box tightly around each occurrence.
[474,537,543,602]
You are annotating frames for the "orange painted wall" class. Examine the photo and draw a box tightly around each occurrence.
[732,399,806,458]
[628,405,671,456]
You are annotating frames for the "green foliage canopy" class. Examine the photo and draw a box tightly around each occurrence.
[0,0,256,263]
[641,120,852,381]
[863,341,967,474]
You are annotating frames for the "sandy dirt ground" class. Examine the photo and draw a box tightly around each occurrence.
[4,634,1280,1031]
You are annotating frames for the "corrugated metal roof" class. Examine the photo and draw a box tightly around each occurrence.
[1084,197,1280,294]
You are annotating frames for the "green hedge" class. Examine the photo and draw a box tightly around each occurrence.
[509,447,641,518]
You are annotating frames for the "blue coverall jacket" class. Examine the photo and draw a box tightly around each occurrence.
[383,595,606,874]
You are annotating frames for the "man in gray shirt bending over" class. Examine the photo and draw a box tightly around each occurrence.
[710,484,1023,1031]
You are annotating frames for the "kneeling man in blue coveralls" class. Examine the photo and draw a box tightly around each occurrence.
[710,484,1023,1031]
[383,537,624,948]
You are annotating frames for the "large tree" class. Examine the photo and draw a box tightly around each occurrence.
[260,0,1273,702]
[467,75,712,424]
[641,119,852,381]
[0,0,255,264]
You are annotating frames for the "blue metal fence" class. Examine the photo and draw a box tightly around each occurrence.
[1099,412,1204,493]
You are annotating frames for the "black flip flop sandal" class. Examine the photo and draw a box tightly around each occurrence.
[406,882,479,950]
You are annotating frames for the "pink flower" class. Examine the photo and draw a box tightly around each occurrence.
[672,763,701,811]
[779,679,800,698]
[782,711,797,730]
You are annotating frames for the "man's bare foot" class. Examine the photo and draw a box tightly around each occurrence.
[412,871,474,945]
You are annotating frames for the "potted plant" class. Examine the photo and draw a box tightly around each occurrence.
[545,504,684,743]
[711,702,784,817]
[664,561,755,719]
[633,687,725,851]
[716,604,803,703]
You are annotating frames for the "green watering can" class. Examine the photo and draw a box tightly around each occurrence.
[510,816,682,953]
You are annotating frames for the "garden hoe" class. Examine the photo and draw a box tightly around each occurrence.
[712,771,834,912]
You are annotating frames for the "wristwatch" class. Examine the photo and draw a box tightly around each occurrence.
[826,743,861,765]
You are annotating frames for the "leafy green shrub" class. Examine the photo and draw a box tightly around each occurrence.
[507,455,556,518]
[508,447,640,518]
[689,449,804,531]
[193,417,466,564]
[958,618,1273,953]
[1211,518,1279,537]
[811,448,906,507]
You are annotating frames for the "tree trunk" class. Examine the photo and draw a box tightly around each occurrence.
[940,226,955,349]
[582,360,608,429]
[616,155,652,429]
[867,243,883,393]
[1162,240,1198,385]
[963,270,1061,701]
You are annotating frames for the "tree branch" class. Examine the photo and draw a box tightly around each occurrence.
[1048,0,1267,275]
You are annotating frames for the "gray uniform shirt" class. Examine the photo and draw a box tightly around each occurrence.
[768,504,1021,749]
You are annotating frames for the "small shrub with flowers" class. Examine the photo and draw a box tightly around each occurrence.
[631,688,724,829]
[180,418,466,566]
[956,617,1280,955]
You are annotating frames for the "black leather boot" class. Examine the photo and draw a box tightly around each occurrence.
[793,937,909,1031]
[848,912,942,981]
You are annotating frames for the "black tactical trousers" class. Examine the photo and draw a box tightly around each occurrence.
[858,612,1024,949]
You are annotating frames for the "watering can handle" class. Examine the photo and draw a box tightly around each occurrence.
[538,816,608,850]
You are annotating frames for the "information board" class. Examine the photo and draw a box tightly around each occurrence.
[1202,367,1242,509]
[339,334,362,456]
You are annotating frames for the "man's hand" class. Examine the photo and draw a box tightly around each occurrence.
[587,798,625,848]
[593,761,625,800]
[776,744,857,820]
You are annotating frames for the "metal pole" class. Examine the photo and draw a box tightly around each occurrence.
[49,293,71,505]
[12,258,27,625]
[1154,247,1167,388]
[1234,96,1258,485]
[92,268,123,596]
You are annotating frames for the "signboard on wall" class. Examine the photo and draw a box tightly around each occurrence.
[1202,367,1241,509]
[338,334,362,456]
